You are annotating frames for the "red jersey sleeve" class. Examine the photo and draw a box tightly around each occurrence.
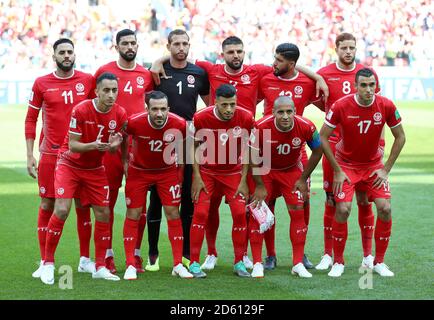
[195,60,214,74]
[253,64,273,78]
[324,102,341,129]
[69,107,84,136]
[25,80,43,140]
[385,100,402,128]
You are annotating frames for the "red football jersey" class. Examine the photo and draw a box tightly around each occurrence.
[317,63,381,113]
[126,112,186,170]
[94,61,154,116]
[25,70,95,155]
[256,114,320,170]
[259,71,319,117]
[325,94,402,169]
[195,60,272,115]
[192,106,255,174]
[58,99,127,169]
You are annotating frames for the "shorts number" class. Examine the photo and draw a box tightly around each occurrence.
[169,184,182,199]
[276,144,290,155]
[124,81,133,94]
[104,186,110,200]
[342,81,351,94]
[149,140,163,152]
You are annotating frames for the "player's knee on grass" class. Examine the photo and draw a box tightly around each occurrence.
[355,190,370,206]
[164,206,180,220]
[93,206,110,222]
[374,199,392,221]
[40,197,55,212]
[325,192,335,207]
[126,208,142,220]
[335,202,351,222]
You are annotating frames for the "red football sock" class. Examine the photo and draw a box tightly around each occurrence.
[76,206,92,258]
[358,203,374,257]
[108,188,119,250]
[303,201,310,226]
[135,211,147,252]
[323,203,335,256]
[332,219,348,264]
[230,204,247,264]
[123,218,139,267]
[37,208,53,261]
[167,218,184,266]
[248,215,263,264]
[374,218,392,265]
[94,220,111,270]
[289,209,307,265]
[44,214,65,264]
[243,209,250,256]
[205,204,219,256]
[264,202,276,257]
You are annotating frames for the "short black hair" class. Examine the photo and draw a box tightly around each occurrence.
[145,91,168,106]
[222,36,243,50]
[275,43,300,63]
[355,68,375,83]
[116,29,136,45]
[53,38,74,52]
[216,84,237,99]
[96,72,118,86]
[168,29,189,44]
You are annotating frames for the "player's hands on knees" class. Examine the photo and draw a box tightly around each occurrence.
[234,180,249,202]
[370,168,388,189]
[26,155,37,179]
[333,170,350,195]
[191,177,207,203]
[250,184,268,209]
[293,178,308,201]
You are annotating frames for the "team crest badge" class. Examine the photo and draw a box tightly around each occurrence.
[57,188,65,196]
[75,83,85,92]
[292,137,301,146]
[187,75,195,84]
[294,86,303,95]
[241,74,250,83]
[109,120,117,130]
[40,187,46,194]
[233,126,242,137]
[164,133,175,142]
[137,77,145,86]
[373,112,382,122]
[337,192,345,199]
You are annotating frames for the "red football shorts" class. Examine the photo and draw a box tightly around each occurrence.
[37,153,57,198]
[262,166,305,206]
[102,150,124,190]
[54,163,110,207]
[125,165,182,208]
[334,165,391,203]
[196,170,246,205]
[322,141,337,193]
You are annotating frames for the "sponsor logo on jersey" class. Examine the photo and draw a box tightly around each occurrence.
[164,133,175,142]
[232,126,242,137]
[75,83,85,93]
[40,187,46,194]
[337,192,345,199]
[57,188,65,196]
[70,117,77,128]
[294,86,303,95]
[268,87,280,90]
[85,121,95,125]
[328,77,341,81]
[47,88,59,92]
[187,75,195,84]
[348,115,360,119]
[241,74,250,83]
[136,77,145,86]
[373,112,382,122]
[109,120,117,130]
[292,137,301,147]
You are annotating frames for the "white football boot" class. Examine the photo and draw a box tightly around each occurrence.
[32,260,44,278]
[123,265,137,280]
[328,263,345,277]
[243,255,254,270]
[201,255,218,270]
[315,254,333,270]
[78,256,96,273]
[361,255,374,269]
[40,264,55,285]
[291,263,313,278]
[251,262,264,278]
[172,263,194,278]
[92,267,120,281]
[373,263,394,277]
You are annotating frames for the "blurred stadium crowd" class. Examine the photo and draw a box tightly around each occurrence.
[1,0,433,73]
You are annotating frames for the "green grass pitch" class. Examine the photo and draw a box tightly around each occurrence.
[0,101,433,300]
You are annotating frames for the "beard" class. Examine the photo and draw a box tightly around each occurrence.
[120,51,137,62]
[226,59,243,70]
[340,55,356,66]
[273,65,288,77]
[56,60,75,72]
